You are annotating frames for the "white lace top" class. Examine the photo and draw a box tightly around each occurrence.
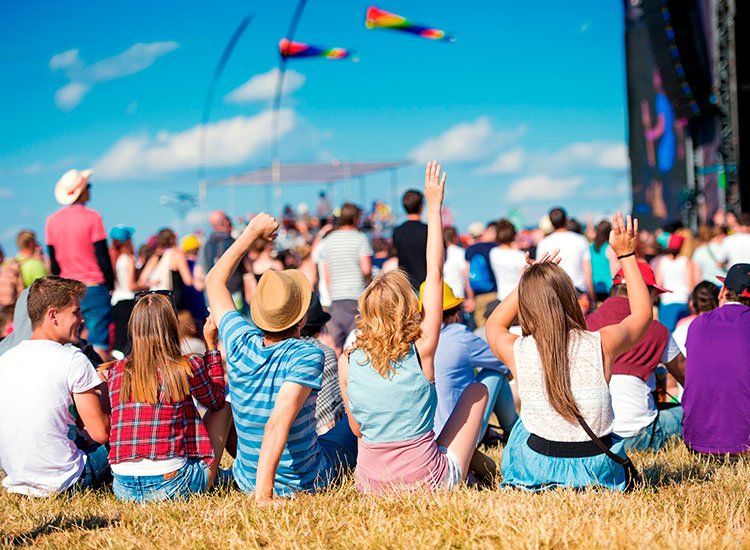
[514,330,614,442]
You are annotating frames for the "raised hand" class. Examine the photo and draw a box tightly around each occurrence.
[203,313,219,350]
[609,212,638,258]
[525,248,562,267]
[423,160,446,208]
[247,212,279,242]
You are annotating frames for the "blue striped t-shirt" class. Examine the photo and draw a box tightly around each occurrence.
[218,311,330,495]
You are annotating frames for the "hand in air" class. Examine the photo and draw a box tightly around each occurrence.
[525,248,562,267]
[608,212,638,258]
[423,160,446,207]
[203,314,219,349]
[248,212,279,241]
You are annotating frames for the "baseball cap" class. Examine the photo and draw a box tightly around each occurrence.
[612,260,671,294]
[717,263,750,298]
[109,225,135,242]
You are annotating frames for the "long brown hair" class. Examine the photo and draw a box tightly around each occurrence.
[354,270,422,377]
[120,293,192,404]
[517,263,587,422]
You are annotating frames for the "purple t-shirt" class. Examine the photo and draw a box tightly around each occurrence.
[682,303,750,454]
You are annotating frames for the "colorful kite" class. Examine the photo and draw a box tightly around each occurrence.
[365,5,454,42]
[279,38,351,60]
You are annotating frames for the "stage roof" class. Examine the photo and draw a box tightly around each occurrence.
[208,161,411,187]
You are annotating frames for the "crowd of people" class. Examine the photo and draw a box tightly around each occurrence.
[0,163,748,503]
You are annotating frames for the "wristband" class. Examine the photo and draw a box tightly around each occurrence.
[617,252,636,260]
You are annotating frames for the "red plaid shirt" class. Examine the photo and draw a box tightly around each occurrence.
[108,350,225,466]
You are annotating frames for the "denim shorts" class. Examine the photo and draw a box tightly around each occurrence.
[80,284,112,349]
[113,459,213,503]
[437,446,463,489]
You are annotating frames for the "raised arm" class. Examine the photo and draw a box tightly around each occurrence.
[415,161,446,381]
[205,213,279,324]
[338,352,362,438]
[598,213,652,370]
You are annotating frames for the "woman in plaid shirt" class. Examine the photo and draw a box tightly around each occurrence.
[107,292,232,502]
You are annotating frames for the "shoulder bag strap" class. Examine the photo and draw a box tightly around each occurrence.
[576,414,642,489]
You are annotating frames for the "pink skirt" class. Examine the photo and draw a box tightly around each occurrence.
[355,431,449,494]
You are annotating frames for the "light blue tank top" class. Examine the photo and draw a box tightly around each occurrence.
[590,242,612,295]
[347,344,436,444]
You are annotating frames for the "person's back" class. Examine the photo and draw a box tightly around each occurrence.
[682,264,750,455]
[514,331,613,441]
[719,216,750,265]
[319,229,371,300]
[393,220,428,289]
[46,204,106,285]
[537,231,590,290]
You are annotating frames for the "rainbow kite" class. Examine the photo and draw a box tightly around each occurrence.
[365,5,454,42]
[279,38,350,60]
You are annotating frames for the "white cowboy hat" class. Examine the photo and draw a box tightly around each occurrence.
[54,168,94,205]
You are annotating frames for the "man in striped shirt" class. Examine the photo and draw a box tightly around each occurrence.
[318,203,373,352]
[205,213,357,505]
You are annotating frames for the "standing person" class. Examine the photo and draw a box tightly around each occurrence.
[691,225,727,283]
[465,222,499,328]
[341,161,492,494]
[180,234,208,331]
[655,233,692,331]
[300,293,345,434]
[107,294,232,503]
[0,276,110,496]
[717,213,750,266]
[202,210,247,312]
[46,169,115,360]
[587,261,685,451]
[589,220,618,303]
[487,213,650,491]
[682,263,750,459]
[442,227,467,300]
[13,230,48,288]
[489,219,526,301]
[392,189,428,290]
[205,214,357,504]
[536,207,594,298]
[138,229,193,310]
[109,226,140,360]
[318,203,373,352]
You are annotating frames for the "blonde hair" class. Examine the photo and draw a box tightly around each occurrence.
[353,270,422,377]
[120,294,192,404]
[518,263,587,423]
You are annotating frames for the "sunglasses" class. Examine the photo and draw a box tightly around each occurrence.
[134,289,177,310]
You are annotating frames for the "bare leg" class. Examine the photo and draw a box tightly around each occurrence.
[202,403,233,488]
[436,383,489,479]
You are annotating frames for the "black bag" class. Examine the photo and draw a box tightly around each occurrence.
[576,415,643,491]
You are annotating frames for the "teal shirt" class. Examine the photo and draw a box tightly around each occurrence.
[590,243,612,295]
[347,344,436,443]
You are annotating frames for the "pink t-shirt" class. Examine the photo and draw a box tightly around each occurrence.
[45,205,107,284]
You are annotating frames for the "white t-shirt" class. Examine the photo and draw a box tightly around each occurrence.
[443,244,467,299]
[657,255,690,305]
[111,253,135,305]
[489,247,526,300]
[0,340,102,496]
[718,233,750,266]
[536,231,591,290]
[318,230,373,302]
[609,335,681,437]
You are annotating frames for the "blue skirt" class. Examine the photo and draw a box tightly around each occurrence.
[500,419,628,492]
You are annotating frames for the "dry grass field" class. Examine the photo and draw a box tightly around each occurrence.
[1,441,748,549]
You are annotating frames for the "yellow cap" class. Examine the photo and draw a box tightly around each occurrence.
[419,281,463,311]
[181,234,200,252]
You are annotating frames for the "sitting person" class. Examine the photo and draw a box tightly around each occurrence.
[587,261,685,451]
[487,213,651,491]
[682,263,750,460]
[0,276,110,496]
[205,213,357,505]
[300,293,345,434]
[107,292,232,502]
[341,161,491,494]
[421,281,517,441]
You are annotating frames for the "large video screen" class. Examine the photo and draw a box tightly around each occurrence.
[625,2,689,229]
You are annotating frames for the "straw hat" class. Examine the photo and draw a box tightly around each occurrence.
[55,168,93,205]
[251,270,312,332]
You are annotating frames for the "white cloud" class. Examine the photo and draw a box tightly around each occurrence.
[0,188,13,199]
[409,117,526,164]
[506,174,584,202]
[543,141,628,171]
[225,68,305,103]
[474,148,525,175]
[93,109,296,180]
[50,41,179,111]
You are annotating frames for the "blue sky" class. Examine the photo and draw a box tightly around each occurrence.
[0,0,630,253]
